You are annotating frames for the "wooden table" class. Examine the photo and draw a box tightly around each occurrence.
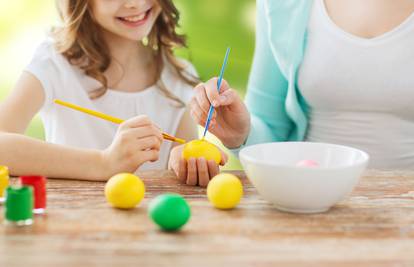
[1,170,414,267]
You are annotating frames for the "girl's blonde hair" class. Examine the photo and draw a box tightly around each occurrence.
[52,0,198,105]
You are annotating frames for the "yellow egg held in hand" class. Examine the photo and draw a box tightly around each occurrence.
[105,173,145,209]
[182,139,221,164]
[207,173,243,209]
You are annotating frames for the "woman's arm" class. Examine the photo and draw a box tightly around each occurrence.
[188,0,295,153]
[243,0,294,146]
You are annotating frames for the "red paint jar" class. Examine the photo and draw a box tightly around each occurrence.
[19,176,47,214]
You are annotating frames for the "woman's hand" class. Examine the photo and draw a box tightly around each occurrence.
[101,115,163,175]
[168,144,228,187]
[190,78,250,148]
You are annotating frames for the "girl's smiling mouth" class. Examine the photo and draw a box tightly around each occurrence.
[116,8,152,27]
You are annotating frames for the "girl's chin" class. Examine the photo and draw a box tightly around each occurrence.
[104,28,152,43]
[122,32,151,42]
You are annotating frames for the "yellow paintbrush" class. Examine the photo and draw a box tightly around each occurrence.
[54,99,186,144]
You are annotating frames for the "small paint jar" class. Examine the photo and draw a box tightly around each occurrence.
[4,186,33,226]
[19,176,47,214]
[0,166,9,203]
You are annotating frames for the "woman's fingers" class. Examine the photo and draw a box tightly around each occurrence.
[219,88,239,106]
[219,149,229,166]
[204,78,230,107]
[190,98,216,125]
[197,158,209,187]
[176,141,226,186]
[202,79,221,107]
[169,145,187,182]
[207,160,219,179]
[190,98,208,124]
[194,84,211,115]
[182,157,222,187]
[178,158,187,183]
[186,158,197,186]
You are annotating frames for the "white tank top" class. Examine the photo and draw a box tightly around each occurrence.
[298,0,414,169]
[25,39,196,171]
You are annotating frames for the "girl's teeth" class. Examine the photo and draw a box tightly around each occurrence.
[123,13,146,22]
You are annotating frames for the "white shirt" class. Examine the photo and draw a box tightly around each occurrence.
[25,39,196,171]
[298,0,414,169]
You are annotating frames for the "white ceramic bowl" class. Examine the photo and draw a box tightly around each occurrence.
[239,142,369,213]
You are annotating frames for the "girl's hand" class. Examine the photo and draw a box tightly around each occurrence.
[190,78,251,149]
[168,144,229,187]
[102,115,163,175]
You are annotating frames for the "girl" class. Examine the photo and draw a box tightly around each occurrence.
[0,0,227,184]
[190,0,414,170]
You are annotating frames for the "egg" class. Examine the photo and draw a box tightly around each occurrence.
[182,139,221,164]
[207,173,243,209]
[148,194,191,231]
[105,173,145,209]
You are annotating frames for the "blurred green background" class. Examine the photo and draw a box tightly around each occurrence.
[0,0,255,170]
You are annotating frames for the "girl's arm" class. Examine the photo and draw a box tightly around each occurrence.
[0,72,107,179]
[0,72,162,180]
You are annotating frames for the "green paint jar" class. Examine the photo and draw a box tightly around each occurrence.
[4,186,33,226]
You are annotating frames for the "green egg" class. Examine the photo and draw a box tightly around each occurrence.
[148,194,191,231]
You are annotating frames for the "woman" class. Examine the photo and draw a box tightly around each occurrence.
[187,0,414,181]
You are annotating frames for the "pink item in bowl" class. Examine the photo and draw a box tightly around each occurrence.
[296,159,319,167]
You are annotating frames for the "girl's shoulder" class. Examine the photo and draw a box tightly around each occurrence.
[32,38,55,57]
[25,38,88,111]
[26,38,74,81]
[164,57,198,81]
[178,57,198,78]
[161,57,199,104]
[28,38,63,66]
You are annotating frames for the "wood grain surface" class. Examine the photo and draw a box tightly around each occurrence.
[0,170,413,267]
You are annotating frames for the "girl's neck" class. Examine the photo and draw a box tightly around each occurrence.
[103,30,153,70]
[101,30,157,92]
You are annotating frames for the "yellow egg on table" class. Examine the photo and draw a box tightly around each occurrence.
[182,139,221,164]
[105,173,145,209]
[207,173,243,209]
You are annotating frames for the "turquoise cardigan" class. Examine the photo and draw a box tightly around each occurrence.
[238,0,314,151]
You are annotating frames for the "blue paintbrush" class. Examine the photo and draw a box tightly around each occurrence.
[201,47,231,139]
